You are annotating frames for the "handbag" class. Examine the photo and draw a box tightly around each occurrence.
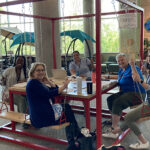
[66,127,96,150]
[77,127,96,150]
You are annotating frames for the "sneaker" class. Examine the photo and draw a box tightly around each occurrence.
[129,141,149,149]
[102,131,119,139]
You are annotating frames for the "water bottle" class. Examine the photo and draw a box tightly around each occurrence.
[77,77,82,94]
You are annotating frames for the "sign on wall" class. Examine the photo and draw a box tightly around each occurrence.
[119,13,137,28]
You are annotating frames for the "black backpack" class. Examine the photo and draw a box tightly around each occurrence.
[100,145,126,150]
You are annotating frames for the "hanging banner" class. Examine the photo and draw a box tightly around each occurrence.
[119,13,137,28]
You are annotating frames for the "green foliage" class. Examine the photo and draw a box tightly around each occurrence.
[60,20,84,54]
[61,36,84,54]
[0,19,119,56]
[101,23,119,53]
[61,20,119,54]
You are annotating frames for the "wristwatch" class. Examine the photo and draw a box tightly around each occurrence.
[140,80,144,84]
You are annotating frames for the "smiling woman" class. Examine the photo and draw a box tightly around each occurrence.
[1,56,28,129]
[26,62,81,149]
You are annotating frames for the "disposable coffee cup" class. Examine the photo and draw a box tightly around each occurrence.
[87,81,93,94]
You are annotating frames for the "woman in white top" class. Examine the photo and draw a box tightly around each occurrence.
[1,56,28,114]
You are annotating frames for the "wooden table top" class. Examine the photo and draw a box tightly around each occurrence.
[9,79,117,98]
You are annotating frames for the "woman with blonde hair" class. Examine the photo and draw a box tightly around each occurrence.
[26,62,80,149]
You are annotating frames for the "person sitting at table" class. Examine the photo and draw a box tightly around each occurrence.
[26,62,80,149]
[1,56,28,113]
[102,59,150,150]
[69,51,95,78]
[141,51,150,76]
[102,53,146,139]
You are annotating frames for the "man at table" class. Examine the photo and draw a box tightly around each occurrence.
[69,51,95,78]
[102,53,146,139]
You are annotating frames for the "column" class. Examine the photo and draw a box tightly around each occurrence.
[83,0,94,58]
[33,0,61,76]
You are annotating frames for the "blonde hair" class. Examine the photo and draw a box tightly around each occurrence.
[28,62,48,80]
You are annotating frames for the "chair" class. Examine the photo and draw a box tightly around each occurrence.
[103,56,118,74]
[101,64,107,74]
[52,69,67,79]
[107,64,119,74]
[104,56,117,67]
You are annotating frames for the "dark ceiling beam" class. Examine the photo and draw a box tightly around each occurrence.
[0,0,46,7]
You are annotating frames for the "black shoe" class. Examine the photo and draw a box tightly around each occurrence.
[66,141,80,150]
[22,123,30,129]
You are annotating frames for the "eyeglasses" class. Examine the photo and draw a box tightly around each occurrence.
[35,69,45,72]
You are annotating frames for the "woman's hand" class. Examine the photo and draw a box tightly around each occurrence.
[63,78,70,89]
[42,77,56,87]
[58,78,70,94]
[132,72,141,82]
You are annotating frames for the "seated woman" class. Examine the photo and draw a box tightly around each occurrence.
[102,53,145,138]
[26,62,80,148]
[1,56,28,113]
[103,59,150,150]
[69,51,95,78]
[141,51,150,76]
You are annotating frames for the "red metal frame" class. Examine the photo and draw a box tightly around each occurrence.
[0,0,144,149]
[0,83,116,149]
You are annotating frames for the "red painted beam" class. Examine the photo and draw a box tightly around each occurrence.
[0,0,46,7]
[0,10,141,21]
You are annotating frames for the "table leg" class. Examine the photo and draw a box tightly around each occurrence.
[84,101,90,130]
[9,91,15,130]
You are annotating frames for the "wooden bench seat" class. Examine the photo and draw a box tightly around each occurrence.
[0,111,70,129]
[0,111,31,124]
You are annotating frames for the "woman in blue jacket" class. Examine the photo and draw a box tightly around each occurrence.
[26,62,80,148]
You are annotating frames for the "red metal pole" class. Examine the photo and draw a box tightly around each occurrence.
[0,0,46,7]
[140,11,144,67]
[95,0,102,149]
[0,10,141,21]
[51,20,57,69]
